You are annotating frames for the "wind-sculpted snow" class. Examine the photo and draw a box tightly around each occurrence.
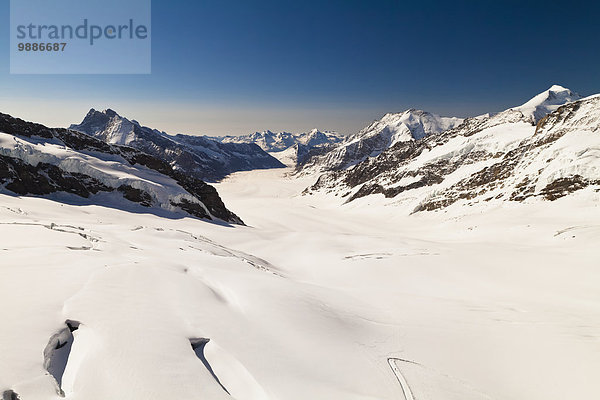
[71,109,285,181]
[0,112,243,224]
[0,195,396,399]
[190,337,271,400]
[189,338,231,395]
[43,320,81,396]
[305,87,597,212]
[1,166,599,399]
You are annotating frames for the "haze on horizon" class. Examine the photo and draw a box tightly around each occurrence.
[0,0,598,136]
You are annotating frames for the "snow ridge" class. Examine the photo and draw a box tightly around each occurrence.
[514,85,581,123]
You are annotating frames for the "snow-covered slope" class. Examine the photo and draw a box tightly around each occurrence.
[2,166,598,400]
[298,110,463,173]
[265,144,301,167]
[70,109,285,182]
[306,87,598,213]
[0,112,242,224]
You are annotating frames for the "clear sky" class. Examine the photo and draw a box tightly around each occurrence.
[0,0,598,136]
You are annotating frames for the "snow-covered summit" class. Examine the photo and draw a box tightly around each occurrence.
[352,109,463,144]
[72,108,145,146]
[513,85,581,123]
[297,128,342,147]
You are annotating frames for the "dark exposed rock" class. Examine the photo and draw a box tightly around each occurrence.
[0,112,54,139]
[0,155,110,197]
[539,175,598,200]
[117,185,153,207]
[348,174,445,203]
[296,143,340,169]
[170,199,210,220]
[2,390,20,400]
[172,174,241,223]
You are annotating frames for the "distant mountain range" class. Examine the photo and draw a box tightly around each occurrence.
[302,85,600,212]
[217,129,342,151]
[214,129,344,166]
[1,84,595,219]
[70,109,285,182]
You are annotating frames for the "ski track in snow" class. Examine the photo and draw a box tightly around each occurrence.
[387,357,494,400]
[387,358,415,400]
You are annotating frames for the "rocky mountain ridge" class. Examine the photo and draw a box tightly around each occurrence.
[304,87,599,212]
[0,112,243,224]
[298,109,464,173]
[70,109,285,182]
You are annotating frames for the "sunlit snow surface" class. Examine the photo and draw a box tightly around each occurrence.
[1,168,599,399]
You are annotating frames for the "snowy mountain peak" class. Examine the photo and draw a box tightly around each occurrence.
[352,109,462,149]
[71,110,284,181]
[548,84,568,91]
[298,129,342,147]
[514,85,581,123]
[363,109,463,142]
[71,108,137,146]
[102,108,120,117]
[296,109,464,173]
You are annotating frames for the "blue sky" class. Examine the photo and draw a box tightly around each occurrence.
[0,0,598,135]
